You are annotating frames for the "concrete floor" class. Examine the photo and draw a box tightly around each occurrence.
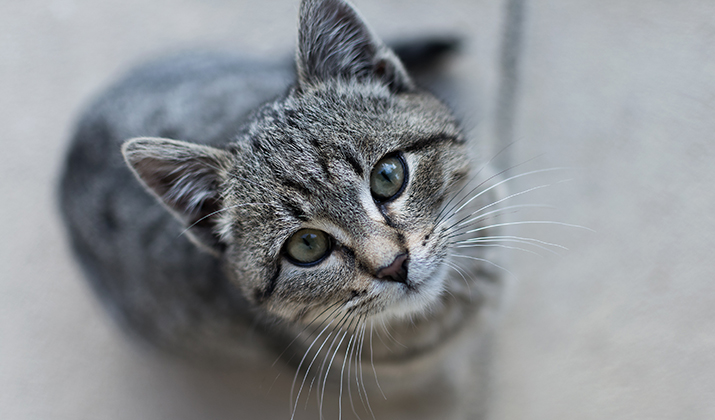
[2,0,714,419]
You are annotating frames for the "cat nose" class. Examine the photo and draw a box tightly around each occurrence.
[376,253,408,283]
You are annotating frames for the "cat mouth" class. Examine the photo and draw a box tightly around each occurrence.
[375,275,417,292]
[353,261,447,321]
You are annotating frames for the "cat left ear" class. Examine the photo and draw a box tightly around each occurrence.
[296,0,413,92]
[122,137,232,253]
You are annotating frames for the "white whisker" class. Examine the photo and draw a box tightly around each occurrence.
[451,254,516,278]
[455,236,567,256]
[456,235,568,250]
[290,312,340,415]
[451,167,567,217]
[291,328,335,420]
[380,318,406,349]
[357,322,376,420]
[346,325,361,420]
[178,202,273,237]
[455,242,545,257]
[446,185,555,234]
[334,330,351,420]
[459,220,595,236]
[273,302,342,368]
[317,313,354,418]
[435,153,542,226]
[305,376,317,410]
[433,142,517,224]
[369,321,386,400]
[443,260,473,298]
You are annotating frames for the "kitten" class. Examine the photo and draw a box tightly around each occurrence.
[59,0,504,418]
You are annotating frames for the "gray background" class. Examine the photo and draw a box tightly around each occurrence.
[2,0,714,419]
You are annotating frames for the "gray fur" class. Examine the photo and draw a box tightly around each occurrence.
[59,0,504,418]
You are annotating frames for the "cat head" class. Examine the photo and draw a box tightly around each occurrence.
[123,0,472,324]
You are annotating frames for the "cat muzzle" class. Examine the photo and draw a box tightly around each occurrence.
[375,253,409,284]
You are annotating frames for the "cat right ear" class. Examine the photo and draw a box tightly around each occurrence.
[296,0,413,92]
[122,137,233,253]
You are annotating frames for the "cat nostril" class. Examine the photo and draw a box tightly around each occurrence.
[376,253,409,284]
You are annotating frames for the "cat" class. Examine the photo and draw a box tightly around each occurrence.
[59,0,505,418]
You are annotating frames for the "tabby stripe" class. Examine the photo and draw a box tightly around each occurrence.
[283,201,309,221]
[339,245,373,278]
[404,133,464,152]
[316,155,332,181]
[254,262,281,303]
[344,150,364,177]
[279,176,313,197]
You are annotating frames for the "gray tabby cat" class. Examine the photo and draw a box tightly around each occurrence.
[60,0,505,418]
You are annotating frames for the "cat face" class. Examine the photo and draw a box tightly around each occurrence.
[122,0,471,324]
[218,82,469,322]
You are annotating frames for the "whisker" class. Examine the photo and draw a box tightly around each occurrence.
[454,236,567,255]
[290,311,340,409]
[380,318,406,349]
[292,309,351,420]
[444,184,555,235]
[316,312,354,418]
[357,321,376,420]
[273,302,342,368]
[305,376,317,410]
[433,149,511,225]
[291,325,337,420]
[435,154,546,227]
[449,167,567,221]
[177,202,274,238]
[433,141,517,224]
[455,242,545,257]
[301,306,351,409]
[457,234,568,249]
[444,203,556,242]
[319,330,348,420]
[458,220,595,237]
[346,318,362,420]
[373,323,391,353]
[451,254,516,278]
[369,321,386,400]
[443,260,473,298]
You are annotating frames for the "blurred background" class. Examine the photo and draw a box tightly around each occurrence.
[2,0,714,419]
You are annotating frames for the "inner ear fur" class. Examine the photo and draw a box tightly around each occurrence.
[122,137,233,253]
[296,0,413,92]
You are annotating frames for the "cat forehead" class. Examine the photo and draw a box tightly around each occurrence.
[290,82,462,139]
[262,89,459,162]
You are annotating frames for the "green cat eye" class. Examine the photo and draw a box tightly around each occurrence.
[285,228,331,265]
[370,153,407,202]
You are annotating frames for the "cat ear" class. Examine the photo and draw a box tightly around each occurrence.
[296,0,413,92]
[122,137,232,253]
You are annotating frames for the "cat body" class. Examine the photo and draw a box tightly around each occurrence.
[60,1,503,418]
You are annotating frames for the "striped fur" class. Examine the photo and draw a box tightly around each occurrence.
[59,0,503,418]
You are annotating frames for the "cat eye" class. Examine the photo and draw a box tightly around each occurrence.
[370,153,407,202]
[285,228,332,265]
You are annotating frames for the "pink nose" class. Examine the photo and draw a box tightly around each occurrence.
[376,254,409,283]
